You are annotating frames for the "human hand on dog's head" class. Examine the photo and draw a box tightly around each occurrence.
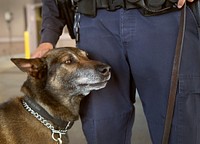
[31,43,53,58]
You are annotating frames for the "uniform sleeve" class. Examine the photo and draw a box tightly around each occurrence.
[40,0,66,46]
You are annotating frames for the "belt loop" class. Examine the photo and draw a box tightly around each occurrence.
[108,0,123,11]
[96,0,104,7]
[108,0,115,10]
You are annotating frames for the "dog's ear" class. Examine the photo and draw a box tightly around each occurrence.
[10,58,47,79]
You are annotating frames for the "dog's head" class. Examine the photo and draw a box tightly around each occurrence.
[11,47,111,98]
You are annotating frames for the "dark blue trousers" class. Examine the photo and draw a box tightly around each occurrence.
[77,7,200,144]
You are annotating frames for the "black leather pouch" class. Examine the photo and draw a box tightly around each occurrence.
[127,0,178,16]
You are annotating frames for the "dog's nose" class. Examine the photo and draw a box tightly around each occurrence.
[97,64,111,75]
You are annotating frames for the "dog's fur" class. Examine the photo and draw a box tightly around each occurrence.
[0,47,111,144]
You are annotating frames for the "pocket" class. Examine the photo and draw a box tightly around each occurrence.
[175,75,200,144]
[179,75,200,94]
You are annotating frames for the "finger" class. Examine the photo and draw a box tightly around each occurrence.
[31,44,52,58]
[31,52,42,58]
[177,0,186,8]
[31,49,46,58]
[178,0,194,8]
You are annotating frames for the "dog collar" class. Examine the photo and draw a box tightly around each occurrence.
[22,96,74,143]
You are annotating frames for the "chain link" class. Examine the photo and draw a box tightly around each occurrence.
[74,12,80,42]
[22,100,70,144]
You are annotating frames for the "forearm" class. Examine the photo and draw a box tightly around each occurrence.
[40,0,66,46]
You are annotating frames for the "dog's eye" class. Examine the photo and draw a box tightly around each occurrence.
[65,60,72,64]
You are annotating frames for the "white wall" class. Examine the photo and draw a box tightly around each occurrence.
[0,0,34,39]
[0,0,74,56]
[0,0,34,56]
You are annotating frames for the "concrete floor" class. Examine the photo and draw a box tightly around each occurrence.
[0,54,152,144]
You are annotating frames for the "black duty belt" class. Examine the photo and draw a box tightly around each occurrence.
[75,0,179,17]
[96,0,139,10]
[96,0,179,16]
[76,0,139,17]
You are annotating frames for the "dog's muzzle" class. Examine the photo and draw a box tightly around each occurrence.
[76,63,111,96]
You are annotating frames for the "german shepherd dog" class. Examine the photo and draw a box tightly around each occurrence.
[0,47,111,144]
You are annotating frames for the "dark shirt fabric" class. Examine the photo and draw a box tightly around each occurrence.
[40,0,125,46]
[40,0,66,46]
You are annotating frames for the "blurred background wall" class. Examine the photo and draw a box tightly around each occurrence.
[0,0,34,56]
[0,0,74,57]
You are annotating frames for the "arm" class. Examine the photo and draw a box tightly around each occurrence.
[32,0,66,58]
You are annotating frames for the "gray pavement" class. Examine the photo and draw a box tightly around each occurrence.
[0,55,151,144]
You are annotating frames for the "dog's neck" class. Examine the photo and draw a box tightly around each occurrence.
[22,96,74,129]
[21,82,83,122]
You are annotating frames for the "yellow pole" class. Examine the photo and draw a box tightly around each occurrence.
[24,31,30,59]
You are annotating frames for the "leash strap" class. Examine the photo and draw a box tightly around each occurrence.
[162,4,186,144]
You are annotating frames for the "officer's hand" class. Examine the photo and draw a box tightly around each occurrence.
[31,43,53,58]
[177,0,194,8]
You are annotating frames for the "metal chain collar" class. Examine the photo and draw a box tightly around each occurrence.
[74,12,80,42]
[22,100,72,144]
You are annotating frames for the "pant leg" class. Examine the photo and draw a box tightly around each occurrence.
[120,9,179,144]
[124,7,200,144]
[77,9,135,144]
[170,7,200,144]
[77,7,200,144]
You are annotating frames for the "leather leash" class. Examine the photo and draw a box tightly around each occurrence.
[162,4,186,144]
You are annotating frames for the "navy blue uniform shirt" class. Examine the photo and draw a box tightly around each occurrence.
[40,0,66,46]
[40,0,126,46]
